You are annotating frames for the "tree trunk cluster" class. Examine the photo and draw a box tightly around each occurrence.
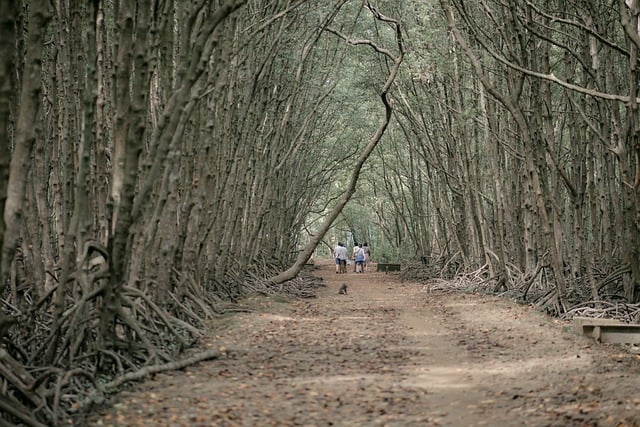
[0,1,402,424]
[364,0,640,313]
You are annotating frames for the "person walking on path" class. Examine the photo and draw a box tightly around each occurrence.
[353,243,366,273]
[361,242,371,272]
[352,243,361,273]
[334,242,348,273]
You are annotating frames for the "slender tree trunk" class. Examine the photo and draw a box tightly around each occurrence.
[1,1,51,293]
[621,0,640,302]
[0,1,18,288]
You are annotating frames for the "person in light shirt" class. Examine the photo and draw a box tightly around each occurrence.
[361,242,370,272]
[354,244,366,273]
[334,242,348,273]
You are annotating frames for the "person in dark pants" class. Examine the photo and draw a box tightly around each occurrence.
[354,243,365,273]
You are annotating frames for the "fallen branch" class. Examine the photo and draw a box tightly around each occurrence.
[104,348,222,391]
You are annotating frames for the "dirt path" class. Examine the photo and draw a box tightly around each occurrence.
[90,260,640,426]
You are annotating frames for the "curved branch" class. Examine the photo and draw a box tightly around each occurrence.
[267,3,405,285]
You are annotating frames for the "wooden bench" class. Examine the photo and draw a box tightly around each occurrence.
[573,316,640,344]
[376,263,401,273]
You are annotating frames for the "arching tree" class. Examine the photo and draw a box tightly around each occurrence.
[0,1,407,424]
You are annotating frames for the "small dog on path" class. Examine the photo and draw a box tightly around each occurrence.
[338,283,348,295]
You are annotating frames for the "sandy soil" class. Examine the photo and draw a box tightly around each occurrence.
[89,260,640,426]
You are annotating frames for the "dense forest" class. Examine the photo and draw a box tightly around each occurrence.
[1,0,639,425]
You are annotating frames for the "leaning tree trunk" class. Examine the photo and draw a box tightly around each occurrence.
[268,3,405,284]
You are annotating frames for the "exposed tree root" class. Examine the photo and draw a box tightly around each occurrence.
[0,272,214,425]
[563,300,640,323]
[1,255,327,426]
[403,259,636,319]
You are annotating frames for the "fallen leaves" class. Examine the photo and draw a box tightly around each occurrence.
[87,263,640,427]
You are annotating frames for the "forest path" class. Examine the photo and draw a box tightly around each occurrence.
[90,260,640,426]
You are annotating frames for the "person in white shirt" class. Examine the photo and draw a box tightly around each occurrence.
[334,242,348,273]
